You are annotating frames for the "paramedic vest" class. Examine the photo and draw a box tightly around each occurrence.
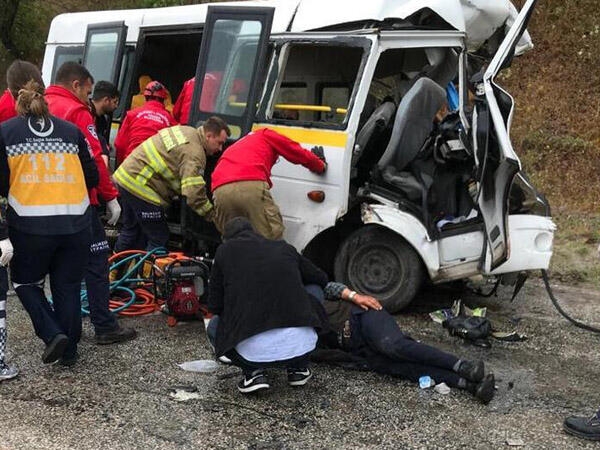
[0,114,91,234]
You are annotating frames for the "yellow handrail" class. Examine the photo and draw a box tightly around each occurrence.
[228,101,347,115]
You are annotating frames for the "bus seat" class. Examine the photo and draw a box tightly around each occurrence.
[351,100,396,177]
[377,77,446,175]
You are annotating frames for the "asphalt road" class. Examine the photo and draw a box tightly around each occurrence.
[0,279,599,450]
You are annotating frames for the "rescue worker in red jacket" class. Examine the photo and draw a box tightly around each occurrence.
[45,62,136,345]
[173,75,246,125]
[114,80,177,166]
[211,128,327,240]
[0,89,14,124]
[172,77,194,125]
[0,61,43,123]
[113,116,230,251]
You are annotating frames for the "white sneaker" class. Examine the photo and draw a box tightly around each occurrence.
[287,368,312,386]
[238,370,269,394]
[217,355,232,365]
[0,364,19,381]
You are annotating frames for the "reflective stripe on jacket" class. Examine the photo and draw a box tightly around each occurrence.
[0,114,99,235]
[114,125,213,218]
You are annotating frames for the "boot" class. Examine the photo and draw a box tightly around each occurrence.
[467,373,495,404]
[456,359,485,383]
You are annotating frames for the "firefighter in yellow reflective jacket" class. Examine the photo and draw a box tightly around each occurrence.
[113,116,230,251]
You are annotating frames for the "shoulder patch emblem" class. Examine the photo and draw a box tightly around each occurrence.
[87,124,98,140]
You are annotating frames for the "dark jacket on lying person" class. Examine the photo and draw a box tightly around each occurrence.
[207,217,329,357]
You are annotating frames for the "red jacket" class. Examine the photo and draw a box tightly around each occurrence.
[173,78,194,125]
[211,128,326,190]
[114,100,177,165]
[45,84,118,205]
[0,90,16,123]
[172,74,247,125]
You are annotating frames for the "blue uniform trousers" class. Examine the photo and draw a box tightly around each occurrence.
[10,227,90,358]
[114,187,169,252]
[85,207,118,333]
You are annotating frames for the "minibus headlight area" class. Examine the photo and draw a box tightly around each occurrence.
[534,232,553,252]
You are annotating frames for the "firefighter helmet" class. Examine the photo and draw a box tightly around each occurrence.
[143,81,168,100]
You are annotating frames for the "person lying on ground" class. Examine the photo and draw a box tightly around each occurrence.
[307,281,496,404]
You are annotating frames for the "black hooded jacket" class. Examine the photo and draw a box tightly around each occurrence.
[208,218,329,357]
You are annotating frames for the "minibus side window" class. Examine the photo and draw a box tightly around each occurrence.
[318,84,350,124]
[51,46,84,83]
[268,43,363,129]
[274,83,307,120]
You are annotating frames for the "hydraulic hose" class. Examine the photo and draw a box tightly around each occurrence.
[79,247,170,317]
[542,269,600,334]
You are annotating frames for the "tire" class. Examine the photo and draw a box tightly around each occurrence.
[334,226,424,313]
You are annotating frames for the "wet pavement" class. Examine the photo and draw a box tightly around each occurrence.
[0,279,599,449]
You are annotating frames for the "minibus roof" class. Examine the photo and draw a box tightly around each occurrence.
[47,0,529,54]
[46,0,298,44]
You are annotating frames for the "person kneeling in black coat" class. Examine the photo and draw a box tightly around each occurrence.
[207,217,328,394]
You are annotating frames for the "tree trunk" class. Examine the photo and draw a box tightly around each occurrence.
[0,0,22,59]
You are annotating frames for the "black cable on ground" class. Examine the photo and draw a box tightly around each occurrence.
[542,269,600,334]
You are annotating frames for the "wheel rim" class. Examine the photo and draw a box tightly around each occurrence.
[348,244,404,296]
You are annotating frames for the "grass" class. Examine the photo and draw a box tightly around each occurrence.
[547,214,600,286]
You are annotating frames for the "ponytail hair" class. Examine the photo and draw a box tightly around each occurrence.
[16,80,48,118]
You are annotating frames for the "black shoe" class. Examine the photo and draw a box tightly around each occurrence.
[42,333,69,364]
[59,352,79,367]
[95,326,137,345]
[237,370,270,394]
[564,411,600,441]
[470,373,495,404]
[287,368,312,386]
[457,360,485,383]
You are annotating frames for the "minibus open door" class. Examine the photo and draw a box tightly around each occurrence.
[82,22,128,87]
[188,5,274,138]
[472,0,537,271]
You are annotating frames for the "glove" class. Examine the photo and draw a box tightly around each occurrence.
[311,145,327,173]
[105,198,122,226]
[311,145,326,162]
[0,238,14,266]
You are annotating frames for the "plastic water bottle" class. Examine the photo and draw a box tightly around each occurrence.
[419,375,435,389]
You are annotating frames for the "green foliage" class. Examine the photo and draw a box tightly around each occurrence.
[141,0,186,6]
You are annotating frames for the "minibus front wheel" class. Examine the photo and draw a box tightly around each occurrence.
[334,225,424,313]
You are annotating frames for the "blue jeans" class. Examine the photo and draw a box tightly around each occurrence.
[307,284,462,387]
[10,227,90,358]
[353,308,461,386]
